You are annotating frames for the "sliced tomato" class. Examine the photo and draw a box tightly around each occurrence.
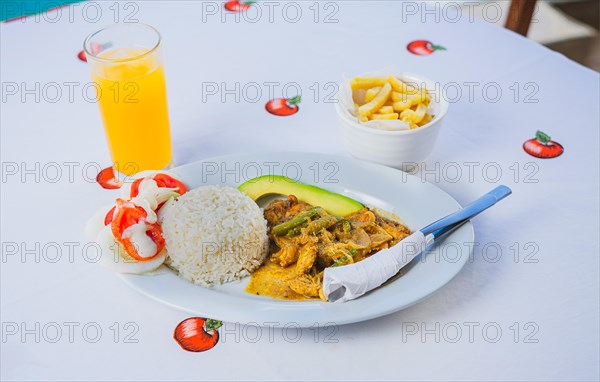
[110,199,164,261]
[104,206,117,226]
[145,224,166,254]
[129,173,188,198]
[130,178,144,198]
[153,174,188,195]
[110,199,146,237]
[118,224,165,262]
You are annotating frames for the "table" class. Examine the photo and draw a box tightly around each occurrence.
[1,1,599,380]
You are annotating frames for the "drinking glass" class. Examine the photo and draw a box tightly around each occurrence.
[84,23,172,176]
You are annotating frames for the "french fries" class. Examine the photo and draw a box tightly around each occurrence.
[391,90,429,105]
[392,100,411,112]
[400,103,428,124]
[352,75,434,128]
[357,82,392,118]
[371,113,399,120]
[350,77,388,90]
[388,75,418,94]
[365,87,381,103]
[377,106,394,114]
[419,113,433,126]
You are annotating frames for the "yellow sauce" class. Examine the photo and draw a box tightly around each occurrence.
[245,260,315,301]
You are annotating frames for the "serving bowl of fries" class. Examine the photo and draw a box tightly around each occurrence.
[335,72,449,170]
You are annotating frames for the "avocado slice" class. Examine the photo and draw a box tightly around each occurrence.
[238,175,363,217]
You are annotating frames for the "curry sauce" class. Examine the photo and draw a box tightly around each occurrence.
[245,195,411,301]
[245,260,314,300]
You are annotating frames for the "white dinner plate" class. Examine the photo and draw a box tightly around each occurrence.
[119,152,474,327]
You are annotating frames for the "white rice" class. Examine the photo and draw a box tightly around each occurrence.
[161,185,268,286]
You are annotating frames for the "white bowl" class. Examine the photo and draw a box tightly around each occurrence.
[336,73,449,171]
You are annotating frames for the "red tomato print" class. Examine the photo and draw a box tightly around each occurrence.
[523,131,564,159]
[174,317,223,352]
[265,95,301,116]
[96,166,124,189]
[224,0,254,12]
[407,40,446,56]
[78,43,109,62]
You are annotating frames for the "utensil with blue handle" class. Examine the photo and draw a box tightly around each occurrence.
[323,185,513,302]
[420,185,512,238]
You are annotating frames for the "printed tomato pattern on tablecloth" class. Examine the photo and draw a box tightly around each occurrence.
[407,40,446,56]
[265,95,301,116]
[523,131,564,159]
[224,0,254,12]
[78,42,111,62]
[77,50,88,62]
[96,166,124,189]
[174,317,223,352]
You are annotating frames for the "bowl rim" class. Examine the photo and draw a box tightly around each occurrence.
[336,72,450,136]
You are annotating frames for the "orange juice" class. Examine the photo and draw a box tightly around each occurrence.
[91,48,172,176]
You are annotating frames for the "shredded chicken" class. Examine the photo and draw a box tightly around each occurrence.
[260,195,412,300]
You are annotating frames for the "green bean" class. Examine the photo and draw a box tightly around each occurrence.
[273,207,323,236]
[331,250,353,267]
[306,215,341,234]
[286,215,341,237]
[286,226,305,237]
[341,219,352,232]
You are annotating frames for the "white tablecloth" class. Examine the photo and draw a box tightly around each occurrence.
[1,1,599,381]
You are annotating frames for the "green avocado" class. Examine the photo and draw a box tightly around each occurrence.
[238,175,364,217]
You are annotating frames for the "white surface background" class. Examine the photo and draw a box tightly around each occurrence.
[1,1,599,381]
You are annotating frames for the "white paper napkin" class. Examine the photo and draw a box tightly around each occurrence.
[322,231,434,303]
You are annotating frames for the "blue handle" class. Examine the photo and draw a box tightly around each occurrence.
[420,185,512,238]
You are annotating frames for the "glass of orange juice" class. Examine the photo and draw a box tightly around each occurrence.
[84,24,172,176]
